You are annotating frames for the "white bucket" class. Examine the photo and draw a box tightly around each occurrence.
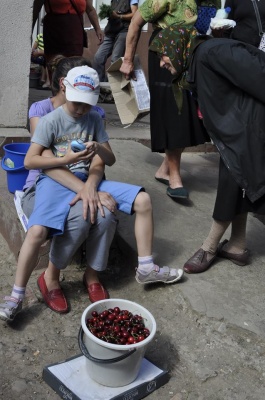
[79,299,156,387]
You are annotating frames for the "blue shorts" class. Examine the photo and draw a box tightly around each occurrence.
[27,174,75,237]
[98,180,143,215]
[27,174,144,236]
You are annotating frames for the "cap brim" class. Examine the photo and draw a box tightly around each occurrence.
[65,86,99,106]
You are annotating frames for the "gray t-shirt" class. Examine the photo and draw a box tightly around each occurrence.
[31,106,109,175]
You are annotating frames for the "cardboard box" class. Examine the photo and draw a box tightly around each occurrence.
[107,56,150,125]
[43,354,169,400]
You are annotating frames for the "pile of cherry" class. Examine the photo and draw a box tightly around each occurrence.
[86,306,150,345]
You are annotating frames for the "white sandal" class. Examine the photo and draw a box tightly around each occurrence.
[0,296,22,321]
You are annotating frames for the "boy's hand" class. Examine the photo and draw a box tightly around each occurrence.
[85,141,100,155]
[64,142,95,164]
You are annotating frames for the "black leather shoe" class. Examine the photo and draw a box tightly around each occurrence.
[217,240,249,266]
[184,248,217,274]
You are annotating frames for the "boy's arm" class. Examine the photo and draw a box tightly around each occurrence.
[92,141,116,166]
[24,142,95,170]
[30,116,79,173]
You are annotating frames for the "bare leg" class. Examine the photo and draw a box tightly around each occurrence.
[83,266,100,286]
[44,257,103,291]
[133,191,153,256]
[15,225,49,287]
[0,225,49,321]
[166,148,184,189]
[155,155,169,181]
[41,66,46,82]
[133,192,183,283]
[42,261,61,291]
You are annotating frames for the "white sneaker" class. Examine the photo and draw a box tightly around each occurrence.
[135,266,184,284]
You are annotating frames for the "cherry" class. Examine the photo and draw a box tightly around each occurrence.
[91,311,98,317]
[87,306,149,346]
[127,336,135,344]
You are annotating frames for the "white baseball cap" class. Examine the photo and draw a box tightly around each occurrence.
[63,66,100,106]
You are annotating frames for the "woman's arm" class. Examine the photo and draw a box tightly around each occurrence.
[119,10,146,79]
[85,0,104,43]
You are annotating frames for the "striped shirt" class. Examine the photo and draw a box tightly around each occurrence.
[36,33,44,50]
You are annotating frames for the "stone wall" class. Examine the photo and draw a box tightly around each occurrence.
[0,0,33,131]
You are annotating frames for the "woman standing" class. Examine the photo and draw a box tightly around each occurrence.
[120,0,214,199]
[183,0,265,272]
[148,2,265,272]
[33,0,103,79]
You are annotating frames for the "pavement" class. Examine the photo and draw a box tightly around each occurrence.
[0,87,265,399]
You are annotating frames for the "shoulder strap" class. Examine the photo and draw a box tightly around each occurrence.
[251,0,264,36]
[69,0,80,14]
[46,0,53,13]
[69,0,84,27]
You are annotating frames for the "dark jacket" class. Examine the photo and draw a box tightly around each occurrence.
[187,38,265,203]
[104,0,131,35]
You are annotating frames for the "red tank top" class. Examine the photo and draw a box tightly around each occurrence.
[45,0,86,14]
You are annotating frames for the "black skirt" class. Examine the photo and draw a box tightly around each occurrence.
[43,13,84,57]
[213,159,265,221]
[148,31,209,153]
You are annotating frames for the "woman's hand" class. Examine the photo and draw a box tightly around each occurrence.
[98,191,117,214]
[69,186,117,223]
[95,28,104,44]
[69,184,99,223]
[119,59,135,80]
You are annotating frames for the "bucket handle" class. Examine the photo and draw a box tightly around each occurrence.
[78,326,136,364]
[1,157,26,172]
